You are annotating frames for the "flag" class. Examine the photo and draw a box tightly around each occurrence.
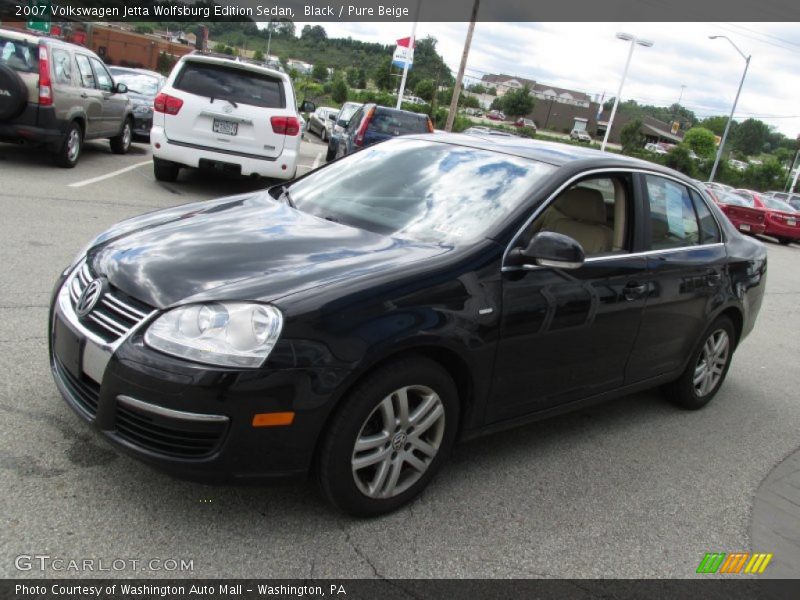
[392,37,416,69]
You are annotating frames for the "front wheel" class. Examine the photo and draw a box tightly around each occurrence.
[316,357,459,517]
[110,119,132,154]
[778,237,793,246]
[664,315,735,410]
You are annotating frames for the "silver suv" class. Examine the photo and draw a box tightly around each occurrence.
[0,27,134,167]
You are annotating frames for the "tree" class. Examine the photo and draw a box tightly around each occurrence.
[462,95,480,109]
[486,86,496,96]
[252,49,264,62]
[665,145,697,177]
[301,25,328,42]
[346,67,360,88]
[373,57,394,91]
[156,52,176,75]
[682,127,717,158]
[312,63,328,82]
[469,83,487,94]
[414,79,435,102]
[699,116,731,137]
[213,42,227,54]
[357,69,367,89]
[331,78,349,103]
[620,119,644,154]
[501,86,534,117]
[732,118,770,156]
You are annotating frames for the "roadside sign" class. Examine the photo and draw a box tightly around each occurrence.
[26,0,51,34]
[671,121,680,135]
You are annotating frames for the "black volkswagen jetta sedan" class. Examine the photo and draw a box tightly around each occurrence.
[49,135,766,516]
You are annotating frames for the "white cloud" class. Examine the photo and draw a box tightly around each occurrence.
[300,21,800,136]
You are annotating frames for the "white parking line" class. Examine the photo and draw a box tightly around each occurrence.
[68,160,152,188]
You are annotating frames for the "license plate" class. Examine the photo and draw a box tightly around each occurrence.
[788,219,797,227]
[739,224,750,231]
[213,119,238,136]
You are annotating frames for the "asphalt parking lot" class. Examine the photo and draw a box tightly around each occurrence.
[1,134,799,579]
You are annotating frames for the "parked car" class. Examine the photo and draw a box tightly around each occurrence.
[729,159,748,171]
[734,189,800,245]
[50,134,766,516]
[462,127,517,138]
[326,101,362,161]
[150,52,307,182]
[644,143,667,155]
[0,27,134,167]
[307,106,339,142]
[763,191,800,212]
[108,67,165,142]
[710,190,766,236]
[704,181,735,194]
[334,103,433,159]
[514,117,536,130]
[570,129,592,143]
[486,110,505,121]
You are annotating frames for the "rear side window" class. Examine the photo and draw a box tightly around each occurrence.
[690,190,722,244]
[645,175,700,249]
[75,55,95,88]
[174,62,285,109]
[368,110,429,135]
[52,49,73,84]
[0,37,37,73]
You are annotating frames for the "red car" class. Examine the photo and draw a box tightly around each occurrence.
[707,189,766,235]
[735,189,800,245]
[486,110,506,121]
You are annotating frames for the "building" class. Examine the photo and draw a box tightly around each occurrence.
[480,74,536,97]
[530,83,591,108]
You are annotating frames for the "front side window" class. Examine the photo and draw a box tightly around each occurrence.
[288,138,555,244]
[89,58,113,92]
[645,175,700,249]
[174,62,285,109]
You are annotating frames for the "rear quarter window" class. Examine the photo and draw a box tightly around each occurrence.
[368,110,429,135]
[173,62,286,109]
[0,37,37,73]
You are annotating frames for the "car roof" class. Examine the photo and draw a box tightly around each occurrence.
[108,66,163,79]
[179,53,288,81]
[0,26,87,51]
[404,132,696,179]
[371,104,427,118]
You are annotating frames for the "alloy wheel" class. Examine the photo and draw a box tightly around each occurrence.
[693,329,730,397]
[351,385,445,499]
[67,128,81,162]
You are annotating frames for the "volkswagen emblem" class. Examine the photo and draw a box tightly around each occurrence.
[223,104,233,114]
[76,278,106,318]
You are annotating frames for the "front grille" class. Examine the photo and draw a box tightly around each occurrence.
[68,262,153,344]
[54,357,100,417]
[115,403,227,459]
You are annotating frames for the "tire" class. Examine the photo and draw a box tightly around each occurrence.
[664,315,736,410]
[110,118,133,154]
[316,356,459,517]
[0,64,27,120]
[153,157,179,182]
[53,122,82,168]
[325,144,336,162]
[778,237,792,246]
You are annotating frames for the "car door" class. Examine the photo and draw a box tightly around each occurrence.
[73,54,103,138]
[89,56,126,136]
[338,107,363,157]
[488,171,650,423]
[49,46,82,125]
[625,173,726,382]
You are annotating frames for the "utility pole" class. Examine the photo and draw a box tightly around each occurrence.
[430,61,442,119]
[445,0,480,132]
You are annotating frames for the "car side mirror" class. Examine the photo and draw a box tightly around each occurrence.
[329,114,337,121]
[508,231,585,270]
[299,100,316,113]
[114,82,128,94]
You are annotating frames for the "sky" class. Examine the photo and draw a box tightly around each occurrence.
[300,21,800,137]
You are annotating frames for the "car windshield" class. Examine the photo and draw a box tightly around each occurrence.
[287,138,555,244]
[733,192,755,207]
[718,193,749,207]
[763,197,796,212]
[111,72,161,96]
[0,36,37,73]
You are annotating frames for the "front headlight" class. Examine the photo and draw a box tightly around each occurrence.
[144,303,283,368]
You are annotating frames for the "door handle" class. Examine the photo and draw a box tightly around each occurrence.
[623,282,648,301]
[706,271,722,286]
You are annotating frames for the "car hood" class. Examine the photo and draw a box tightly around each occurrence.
[89,192,449,309]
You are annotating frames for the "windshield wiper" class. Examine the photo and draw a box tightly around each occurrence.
[278,185,295,208]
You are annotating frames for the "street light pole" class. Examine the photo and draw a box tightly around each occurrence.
[600,33,653,152]
[708,35,751,183]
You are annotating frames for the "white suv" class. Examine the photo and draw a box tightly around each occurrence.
[150,53,303,182]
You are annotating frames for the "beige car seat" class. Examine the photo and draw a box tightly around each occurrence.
[542,188,614,255]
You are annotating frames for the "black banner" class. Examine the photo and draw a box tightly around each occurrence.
[4,579,800,600]
[1,0,799,23]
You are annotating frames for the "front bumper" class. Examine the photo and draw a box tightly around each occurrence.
[48,267,349,482]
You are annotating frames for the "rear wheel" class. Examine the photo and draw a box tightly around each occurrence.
[325,144,336,162]
[321,128,327,142]
[54,122,82,168]
[664,316,735,410]
[110,119,132,154]
[778,237,793,246]
[316,357,459,517]
[153,157,179,182]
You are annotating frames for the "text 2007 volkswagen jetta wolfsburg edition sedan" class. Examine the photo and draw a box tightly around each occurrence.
[49,135,766,516]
